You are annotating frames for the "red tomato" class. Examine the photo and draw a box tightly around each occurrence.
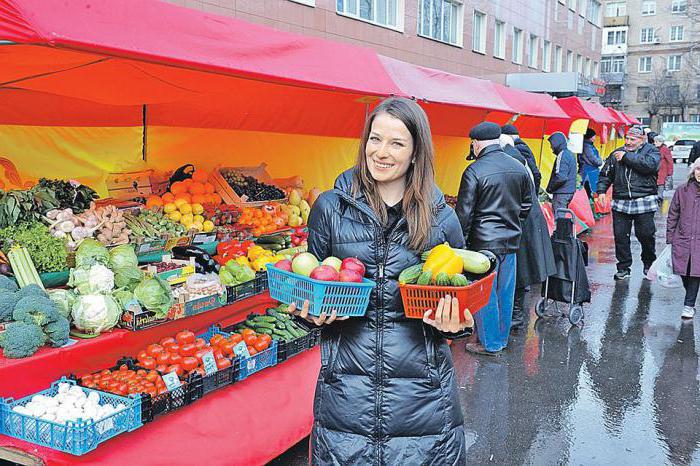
[118,383,128,395]
[229,334,243,344]
[146,371,159,383]
[162,342,179,354]
[194,338,207,350]
[86,382,97,389]
[216,358,232,370]
[214,350,224,360]
[100,369,111,377]
[160,337,176,347]
[247,346,258,356]
[254,340,269,352]
[241,329,255,338]
[119,364,128,372]
[108,380,120,391]
[80,374,94,384]
[210,334,225,347]
[243,334,257,346]
[175,330,195,345]
[156,352,171,365]
[146,388,158,398]
[195,349,209,363]
[181,357,198,372]
[169,353,183,365]
[141,357,156,370]
[220,341,235,356]
[99,379,111,389]
[146,344,165,358]
[258,334,272,345]
[136,369,147,377]
[155,364,168,373]
[137,350,149,362]
[179,343,196,357]
[191,367,206,377]
[167,364,184,377]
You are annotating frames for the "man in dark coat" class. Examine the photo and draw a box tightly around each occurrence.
[546,132,578,218]
[456,122,532,353]
[502,124,542,189]
[597,126,660,280]
[500,131,557,330]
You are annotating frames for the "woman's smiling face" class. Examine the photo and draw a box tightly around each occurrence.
[365,112,414,185]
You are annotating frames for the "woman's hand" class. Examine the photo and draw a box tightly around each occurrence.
[288,300,349,326]
[423,295,474,333]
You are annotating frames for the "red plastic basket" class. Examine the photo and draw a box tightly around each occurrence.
[399,272,496,321]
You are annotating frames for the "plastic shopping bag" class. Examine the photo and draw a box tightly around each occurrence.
[570,189,595,228]
[646,245,683,288]
[594,187,612,215]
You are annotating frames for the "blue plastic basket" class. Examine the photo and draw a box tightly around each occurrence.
[198,326,278,381]
[266,265,375,317]
[0,378,142,456]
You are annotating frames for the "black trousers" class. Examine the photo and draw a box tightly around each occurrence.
[511,287,526,328]
[681,276,700,308]
[612,210,656,272]
[552,193,574,218]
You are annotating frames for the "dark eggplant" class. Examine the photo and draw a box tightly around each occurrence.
[171,246,218,273]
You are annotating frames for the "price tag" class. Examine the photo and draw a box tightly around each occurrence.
[232,341,251,359]
[201,351,218,375]
[161,372,181,391]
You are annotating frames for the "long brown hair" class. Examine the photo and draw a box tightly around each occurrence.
[353,97,435,251]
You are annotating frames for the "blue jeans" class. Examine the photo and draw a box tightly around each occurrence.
[473,253,517,352]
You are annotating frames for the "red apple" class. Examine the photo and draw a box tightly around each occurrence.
[341,257,365,277]
[310,265,340,282]
[339,269,363,283]
[274,259,293,272]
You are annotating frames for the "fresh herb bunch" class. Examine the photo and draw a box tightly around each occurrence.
[0,186,60,229]
[0,222,68,273]
[37,178,98,213]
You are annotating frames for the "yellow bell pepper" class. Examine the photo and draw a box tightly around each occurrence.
[234,256,251,268]
[252,255,277,272]
[247,245,266,261]
[422,243,463,279]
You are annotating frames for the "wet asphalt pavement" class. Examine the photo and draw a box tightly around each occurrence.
[270,167,700,466]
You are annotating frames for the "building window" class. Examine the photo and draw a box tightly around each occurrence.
[605,1,626,17]
[585,57,591,76]
[593,61,599,77]
[601,55,625,73]
[337,0,403,29]
[639,56,652,72]
[639,117,651,126]
[554,45,563,72]
[668,55,682,71]
[575,54,583,73]
[690,114,700,123]
[670,25,684,42]
[637,86,650,102]
[578,0,585,16]
[591,28,597,50]
[642,1,656,15]
[663,114,682,123]
[640,27,655,44]
[472,10,487,53]
[528,34,539,68]
[697,84,700,100]
[493,20,506,58]
[566,50,574,71]
[568,0,576,11]
[607,30,626,45]
[513,28,523,64]
[290,0,315,5]
[587,0,602,25]
[542,40,552,72]
[671,0,687,13]
[418,0,463,46]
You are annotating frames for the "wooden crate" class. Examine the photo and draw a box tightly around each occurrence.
[209,163,287,208]
[106,170,169,200]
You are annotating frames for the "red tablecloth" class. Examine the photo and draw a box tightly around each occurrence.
[0,294,320,465]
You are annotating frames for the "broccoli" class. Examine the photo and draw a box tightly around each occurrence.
[0,321,46,358]
[0,291,19,322]
[13,296,59,327]
[44,316,70,347]
[0,275,18,293]
[15,284,48,300]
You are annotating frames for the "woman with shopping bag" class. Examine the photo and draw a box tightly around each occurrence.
[666,159,700,319]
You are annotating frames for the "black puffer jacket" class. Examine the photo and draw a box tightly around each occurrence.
[308,169,468,466]
[597,143,660,200]
[455,144,533,255]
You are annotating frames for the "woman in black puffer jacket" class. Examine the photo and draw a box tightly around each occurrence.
[290,97,474,465]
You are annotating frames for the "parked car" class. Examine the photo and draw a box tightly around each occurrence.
[671,139,696,163]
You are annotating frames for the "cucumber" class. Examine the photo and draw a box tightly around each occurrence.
[256,328,273,335]
[285,321,305,338]
[256,235,286,245]
[416,270,433,286]
[256,315,277,323]
[435,272,451,286]
[450,273,469,287]
[398,264,424,285]
[251,320,276,330]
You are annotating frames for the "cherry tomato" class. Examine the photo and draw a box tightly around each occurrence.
[160,337,176,347]
[179,343,196,357]
[81,374,94,384]
[182,357,198,372]
[141,357,156,370]
[176,330,195,346]
[156,352,171,365]
[210,334,225,347]
[229,334,243,344]
[243,334,257,346]
[163,342,179,354]
[136,369,147,377]
[101,369,112,377]
[146,371,159,383]
[137,350,149,361]
[169,353,183,365]
[254,340,269,352]
[247,346,258,356]
[216,358,232,370]
[108,380,120,391]
[147,344,165,358]
[155,364,168,373]
[241,329,255,338]
[118,364,128,371]
[194,338,207,350]
[220,341,235,356]
[99,379,111,389]
[167,364,184,377]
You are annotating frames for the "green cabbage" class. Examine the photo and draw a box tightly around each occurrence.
[112,288,135,309]
[114,266,144,291]
[134,277,173,317]
[47,289,76,320]
[75,238,109,268]
[71,294,121,334]
[109,244,138,270]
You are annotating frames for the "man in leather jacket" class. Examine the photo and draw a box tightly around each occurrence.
[597,126,660,280]
[456,122,532,354]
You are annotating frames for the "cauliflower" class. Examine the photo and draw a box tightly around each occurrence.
[13,296,59,327]
[0,322,46,358]
[44,316,70,347]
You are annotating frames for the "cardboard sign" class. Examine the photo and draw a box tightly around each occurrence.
[232,341,250,359]
[201,351,218,375]
[161,372,182,391]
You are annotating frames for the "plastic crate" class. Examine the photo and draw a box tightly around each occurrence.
[399,271,496,321]
[0,378,141,456]
[226,273,269,304]
[198,326,278,381]
[266,266,375,317]
[276,319,320,363]
[186,358,239,397]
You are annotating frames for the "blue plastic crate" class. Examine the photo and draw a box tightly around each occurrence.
[198,326,278,381]
[266,265,375,317]
[0,378,142,456]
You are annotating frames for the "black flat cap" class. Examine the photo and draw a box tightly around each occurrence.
[500,124,519,136]
[469,122,501,141]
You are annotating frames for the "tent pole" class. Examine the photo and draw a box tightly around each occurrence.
[537,119,547,167]
[142,104,147,162]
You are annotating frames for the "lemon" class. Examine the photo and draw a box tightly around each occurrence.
[164,203,177,214]
[193,215,205,224]
[180,213,194,225]
[179,203,193,215]
[174,198,188,208]
[203,220,215,232]
[192,203,204,215]
[169,211,182,222]
[192,221,204,231]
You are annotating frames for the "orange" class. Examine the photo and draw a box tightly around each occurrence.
[175,193,192,204]
[210,193,222,205]
[203,182,215,194]
[182,178,193,187]
[145,195,163,209]
[191,194,208,205]
[162,192,175,203]
[189,182,206,195]
[192,171,209,183]
[170,182,186,195]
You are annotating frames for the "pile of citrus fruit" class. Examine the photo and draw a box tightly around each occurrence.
[145,171,221,233]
